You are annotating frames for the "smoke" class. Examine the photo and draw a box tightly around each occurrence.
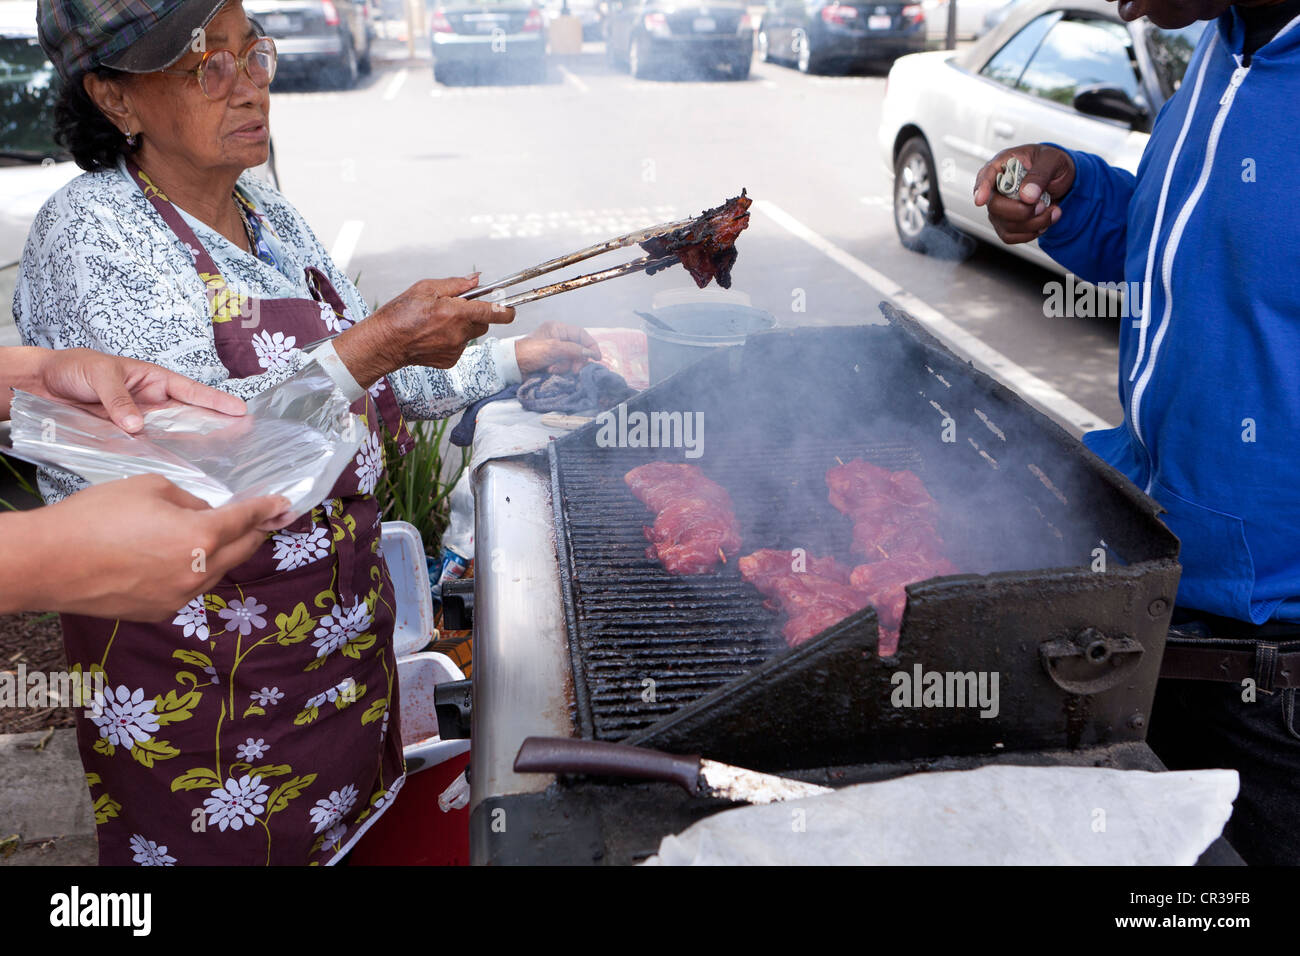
[616,314,1152,582]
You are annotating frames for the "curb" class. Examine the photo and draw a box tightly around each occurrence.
[0,728,97,866]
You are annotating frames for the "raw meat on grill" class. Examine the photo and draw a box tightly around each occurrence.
[626,463,742,575]
[783,606,859,647]
[850,553,956,632]
[847,552,956,595]
[825,459,957,654]
[625,462,732,513]
[827,459,943,560]
[737,548,850,586]
[640,191,752,289]
[850,513,946,563]
[826,461,937,513]
[738,549,871,648]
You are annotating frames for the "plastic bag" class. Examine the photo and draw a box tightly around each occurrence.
[6,359,364,519]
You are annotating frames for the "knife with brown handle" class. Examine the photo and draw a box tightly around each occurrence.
[513,736,833,805]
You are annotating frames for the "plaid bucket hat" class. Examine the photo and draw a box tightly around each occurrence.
[37,0,231,82]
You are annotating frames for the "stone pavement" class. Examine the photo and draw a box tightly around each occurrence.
[0,729,96,866]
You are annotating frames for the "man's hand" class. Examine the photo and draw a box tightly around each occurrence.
[515,322,602,376]
[974,145,1076,245]
[0,475,291,622]
[0,346,245,430]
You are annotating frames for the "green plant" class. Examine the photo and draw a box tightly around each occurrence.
[356,275,467,555]
[375,418,467,557]
[0,454,39,512]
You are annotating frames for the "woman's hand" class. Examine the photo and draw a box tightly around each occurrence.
[515,322,602,376]
[332,275,516,388]
[1,475,291,621]
[973,145,1076,245]
[1,346,246,430]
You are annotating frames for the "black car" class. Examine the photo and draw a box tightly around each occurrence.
[604,0,754,79]
[757,0,927,74]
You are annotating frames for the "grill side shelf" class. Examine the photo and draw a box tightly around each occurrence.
[549,441,597,740]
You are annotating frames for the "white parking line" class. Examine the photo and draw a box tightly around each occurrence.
[558,65,589,93]
[753,199,1113,433]
[330,220,365,272]
[382,68,408,101]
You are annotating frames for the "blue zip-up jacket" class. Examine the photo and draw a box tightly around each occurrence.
[1039,8,1300,624]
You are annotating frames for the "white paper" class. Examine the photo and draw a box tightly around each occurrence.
[643,765,1239,866]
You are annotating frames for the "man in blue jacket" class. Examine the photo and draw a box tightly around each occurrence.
[974,0,1300,864]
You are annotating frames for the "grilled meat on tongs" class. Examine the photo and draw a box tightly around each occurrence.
[640,190,752,289]
[463,190,754,307]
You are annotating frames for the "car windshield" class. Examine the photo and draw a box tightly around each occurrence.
[0,34,64,161]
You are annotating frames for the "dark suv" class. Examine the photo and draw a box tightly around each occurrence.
[604,0,754,79]
[757,0,926,73]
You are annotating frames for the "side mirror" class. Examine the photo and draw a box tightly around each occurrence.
[1073,84,1150,130]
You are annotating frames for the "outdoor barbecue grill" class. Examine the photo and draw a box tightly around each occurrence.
[466,302,1226,865]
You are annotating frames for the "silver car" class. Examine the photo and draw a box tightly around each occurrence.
[878,0,1204,271]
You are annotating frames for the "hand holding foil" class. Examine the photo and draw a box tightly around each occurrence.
[6,359,365,519]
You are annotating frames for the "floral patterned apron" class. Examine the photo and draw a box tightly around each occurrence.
[61,161,417,866]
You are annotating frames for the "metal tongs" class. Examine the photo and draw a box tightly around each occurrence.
[462,215,695,308]
[300,216,699,352]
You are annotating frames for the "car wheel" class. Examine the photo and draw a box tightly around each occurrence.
[893,135,971,258]
[330,35,359,88]
[795,29,818,74]
[433,60,456,85]
[605,37,621,67]
[358,36,373,75]
[729,56,751,80]
[756,30,770,63]
[629,35,652,79]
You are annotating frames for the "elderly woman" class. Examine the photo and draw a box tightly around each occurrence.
[16,0,596,866]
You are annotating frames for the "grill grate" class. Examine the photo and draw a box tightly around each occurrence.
[552,435,926,741]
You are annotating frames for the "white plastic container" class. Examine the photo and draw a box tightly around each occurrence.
[379,520,435,658]
[397,651,472,774]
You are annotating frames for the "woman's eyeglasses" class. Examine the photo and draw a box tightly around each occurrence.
[157,36,277,100]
